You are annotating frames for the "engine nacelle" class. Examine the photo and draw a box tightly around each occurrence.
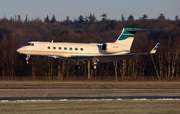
[101,43,124,53]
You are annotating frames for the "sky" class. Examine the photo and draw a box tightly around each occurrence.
[0,0,179,21]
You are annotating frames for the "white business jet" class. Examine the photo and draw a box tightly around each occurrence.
[17,28,160,70]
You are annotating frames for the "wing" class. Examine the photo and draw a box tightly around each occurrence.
[69,43,160,63]
[69,53,146,63]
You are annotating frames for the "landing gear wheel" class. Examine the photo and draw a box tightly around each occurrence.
[25,55,30,64]
[91,57,98,70]
[91,65,97,70]
[75,65,81,70]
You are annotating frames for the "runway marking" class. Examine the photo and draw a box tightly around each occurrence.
[1,97,180,103]
[1,88,180,90]
[133,98,147,101]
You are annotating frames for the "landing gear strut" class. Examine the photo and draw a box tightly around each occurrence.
[75,59,86,70]
[74,58,99,70]
[26,55,30,64]
[91,57,99,70]
[75,60,82,70]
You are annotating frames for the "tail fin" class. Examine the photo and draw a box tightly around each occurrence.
[115,28,139,51]
[115,28,160,52]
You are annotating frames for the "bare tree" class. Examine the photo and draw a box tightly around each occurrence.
[113,61,118,81]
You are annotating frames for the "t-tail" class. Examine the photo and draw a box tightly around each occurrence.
[115,28,160,52]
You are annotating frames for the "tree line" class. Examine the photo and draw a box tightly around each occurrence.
[0,13,180,81]
[3,13,179,24]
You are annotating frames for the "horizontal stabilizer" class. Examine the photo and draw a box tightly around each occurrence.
[124,28,161,31]
[150,43,160,54]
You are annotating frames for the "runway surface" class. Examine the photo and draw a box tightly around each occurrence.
[0,96,180,102]
[0,88,180,102]
[1,87,180,90]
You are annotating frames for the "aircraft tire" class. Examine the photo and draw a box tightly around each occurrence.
[75,65,81,70]
[91,65,97,70]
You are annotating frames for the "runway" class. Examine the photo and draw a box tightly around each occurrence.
[1,87,180,90]
[0,88,180,102]
[0,96,180,102]
[1,96,180,102]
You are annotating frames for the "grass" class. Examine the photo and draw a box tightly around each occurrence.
[0,81,179,97]
[0,89,180,97]
[0,81,180,114]
[0,81,180,88]
[0,100,180,114]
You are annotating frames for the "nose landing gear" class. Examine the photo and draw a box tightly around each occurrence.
[26,55,30,64]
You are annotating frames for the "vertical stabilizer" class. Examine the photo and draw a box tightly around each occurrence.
[115,28,140,51]
[115,28,160,52]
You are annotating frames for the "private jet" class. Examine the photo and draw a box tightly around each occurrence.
[17,28,160,70]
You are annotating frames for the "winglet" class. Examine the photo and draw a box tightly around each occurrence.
[150,43,160,54]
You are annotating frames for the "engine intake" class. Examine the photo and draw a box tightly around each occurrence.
[101,43,124,53]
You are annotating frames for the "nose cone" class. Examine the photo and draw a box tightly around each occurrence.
[17,47,23,53]
[17,48,20,53]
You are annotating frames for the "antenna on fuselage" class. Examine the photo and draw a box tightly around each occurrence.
[51,40,54,43]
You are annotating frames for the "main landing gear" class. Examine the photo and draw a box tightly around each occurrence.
[25,55,30,64]
[91,57,99,70]
[75,65,81,70]
[75,60,83,70]
[75,58,99,70]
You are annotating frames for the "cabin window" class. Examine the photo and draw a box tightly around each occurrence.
[59,47,61,50]
[75,48,78,51]
[70,47,72,50]
[64,47,67,50]
[48,46,50,49]
[53,47,56,50]
[31,43,34,46]
[80,48,83,51]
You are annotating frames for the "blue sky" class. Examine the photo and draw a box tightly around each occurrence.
[0,0,179,21]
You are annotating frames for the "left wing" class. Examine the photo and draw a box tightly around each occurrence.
[69,43,160,63]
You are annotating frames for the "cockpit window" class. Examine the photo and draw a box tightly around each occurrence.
[24,43,31,46]
[24,43,34,46]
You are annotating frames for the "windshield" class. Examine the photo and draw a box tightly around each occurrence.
[24,43,34,46]
[24,42,34,46]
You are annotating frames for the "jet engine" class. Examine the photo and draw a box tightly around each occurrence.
[101,43,124,53]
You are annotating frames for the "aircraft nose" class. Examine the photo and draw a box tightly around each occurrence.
[17,48,23,53]
[16,48,20,53]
